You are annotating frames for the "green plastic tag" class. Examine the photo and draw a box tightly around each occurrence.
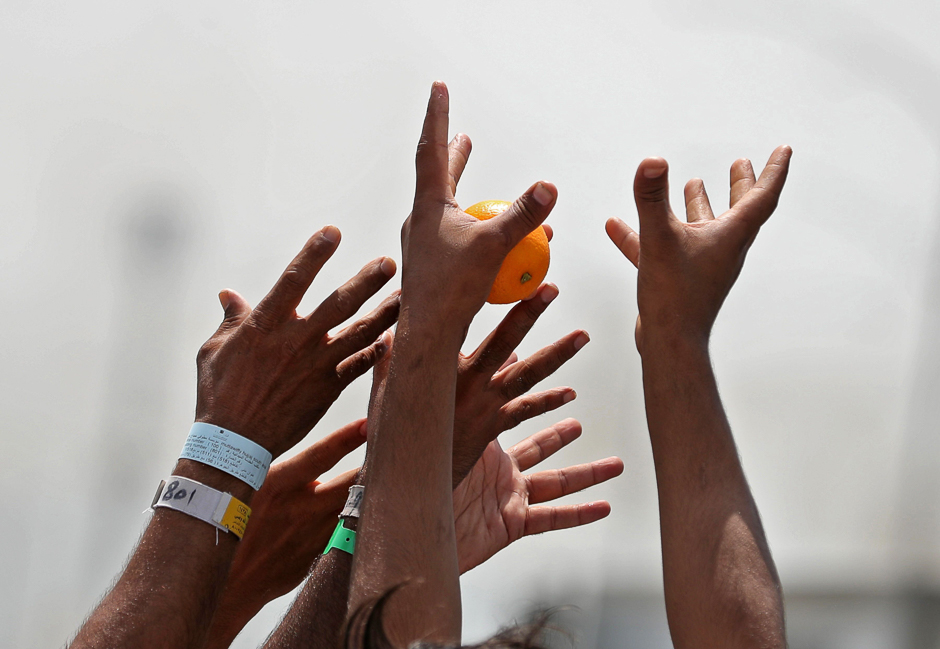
[324,520,356,555]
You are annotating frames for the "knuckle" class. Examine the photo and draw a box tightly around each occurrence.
[328,288,356,319]
[196,339,215,364]
[281,265,310,291]
[636,184,668,204]
[514,361,540,392]
[246,311,277,334]
[504,399,536,429]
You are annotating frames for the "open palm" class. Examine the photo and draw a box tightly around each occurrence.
[453,418,623,573]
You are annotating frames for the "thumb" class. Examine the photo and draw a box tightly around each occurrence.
[490,181,557,251]
[218,289,251,330]
[633,158,674,235]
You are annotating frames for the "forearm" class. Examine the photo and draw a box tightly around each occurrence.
[349,310,463,646]
[262,516,358,649]
[71,460,254,649]
[641,333,784,649]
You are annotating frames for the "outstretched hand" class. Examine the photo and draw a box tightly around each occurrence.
[454,418,624,573]
[366,281,590,489]
[400,81,558,330]
[204,420,369,649]
[606,146,792,349]
[195,227,400,458]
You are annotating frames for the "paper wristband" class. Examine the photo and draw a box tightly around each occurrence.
[151,476,251,539]
[180,422,272,490]
[340,485,364,519]
[323,520,356,555]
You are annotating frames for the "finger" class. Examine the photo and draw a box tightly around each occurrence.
[684,178,715,223]
[336,329,393,386]
[527,457,624,505]
[313,469,362,522]
[280,419,368,482]
[523,501,611,536]
[633,157,674,236]
[498,387,576,432]
[509,418,582,472]
[729,158,756,208]
[305,257,397,336]
[488,181,557,252]
[730,145,793,228]
[251,227,342,329]
[605,217,639,268]
[542,224,553,242]
[447,133,472,196]
[318,467,361,500]
[466,283,559,376]
[330,290,401,359]
[497,352,518,373]
[414,81,451,201]
[497,329,590,400]
[216,289,252,332]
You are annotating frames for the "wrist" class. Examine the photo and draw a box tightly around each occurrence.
[172,459,256,505]
[638,325,710,363]
[396,304,467,352]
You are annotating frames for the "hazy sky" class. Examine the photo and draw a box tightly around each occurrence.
[2,1,940,646]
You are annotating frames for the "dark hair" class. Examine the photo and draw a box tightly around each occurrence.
[343,588,566,649]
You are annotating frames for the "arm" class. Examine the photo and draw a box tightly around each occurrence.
[606,147,792,648]
[205,421,367,649]
[262,104,574,649]
[69,228,398,649]
[348,81,558,647]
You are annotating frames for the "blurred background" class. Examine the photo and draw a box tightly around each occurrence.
[2,1,939,647]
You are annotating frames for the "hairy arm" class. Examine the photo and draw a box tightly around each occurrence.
[607,147,792,648]
[73,461,252,648]
[347,81,557,647]
[70,228,397,649]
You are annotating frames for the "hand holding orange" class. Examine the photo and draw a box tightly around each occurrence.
[464,200,551,304]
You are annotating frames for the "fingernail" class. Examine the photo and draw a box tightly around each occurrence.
[359,421,369,438]
[376,330,393,354]
[380,257,397,277]
[540,284,559,304]
[574,332,590,350]
[218,290,230,310]
[563,390,577,404]
[375,339,388,357]
[322,226,341,244]
[533,182,553,206]
[643,162,667,179]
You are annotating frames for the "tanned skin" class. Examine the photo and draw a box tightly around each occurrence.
[257,97,620,649]
[607,146,793,649]
[347,81,560,647]
[69,227,400,649]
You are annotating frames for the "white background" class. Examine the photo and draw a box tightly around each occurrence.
[2,1,939,647]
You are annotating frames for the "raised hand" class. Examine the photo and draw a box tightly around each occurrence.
[606,149,792,648]
[454,418,623,573]
[365,281,589,488]
[606,146,792,348]
[195,227,400,458]
[451,284,589,484]
[399,81,558,331]
[205,420,367,649]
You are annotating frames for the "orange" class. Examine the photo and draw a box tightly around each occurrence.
[465,200,551,304]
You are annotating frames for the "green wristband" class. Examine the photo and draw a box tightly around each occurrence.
[324,520,356,555]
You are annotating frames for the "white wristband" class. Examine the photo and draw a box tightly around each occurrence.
[151,476,251,539]
[180,422,272,490]
[341,485,364,519]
